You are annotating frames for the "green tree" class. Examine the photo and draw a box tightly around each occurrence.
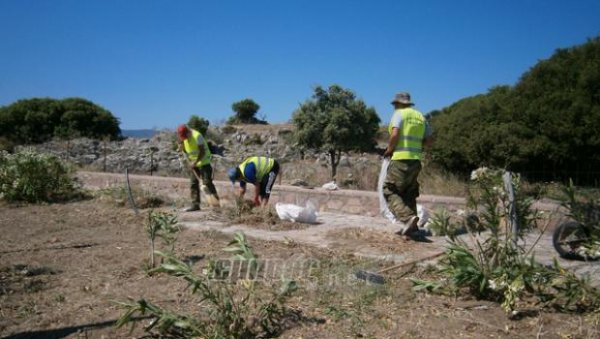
[0,97,121,145]
[292,84,380,180]
[187,115,210,135]
[229,99,266,124]
[429,37,600,184]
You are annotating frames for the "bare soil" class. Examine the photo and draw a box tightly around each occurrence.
[1,199,599,338]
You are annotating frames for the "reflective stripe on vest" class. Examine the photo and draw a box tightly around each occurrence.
[388,108,426,160]
[238,156,274,182]
[183,129,211,166]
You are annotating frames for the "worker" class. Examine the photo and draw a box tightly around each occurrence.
[176,124,220,211]
[227,156,280,207]
[383,92,433,236]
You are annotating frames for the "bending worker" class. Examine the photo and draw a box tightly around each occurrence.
[176,124,220,211]
[227,156,280,207]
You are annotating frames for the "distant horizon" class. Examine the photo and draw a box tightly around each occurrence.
[2,0,599,130]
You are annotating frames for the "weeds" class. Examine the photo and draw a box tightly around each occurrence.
[426,208,462,237]
[413,168,600,316]
[145,211,180,268]
[117,232,299,338]
[95,185,166,209]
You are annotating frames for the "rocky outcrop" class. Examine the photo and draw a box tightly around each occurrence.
[18,125,383,185]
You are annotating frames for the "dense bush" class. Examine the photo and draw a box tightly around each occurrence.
[0,97,121,145]
[429,37,600,185]
[228,98,267,125]
[0,149,81,203]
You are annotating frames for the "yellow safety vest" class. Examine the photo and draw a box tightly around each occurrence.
[388,108,426,160]
[238,156,274,182]
[183,129,211,167]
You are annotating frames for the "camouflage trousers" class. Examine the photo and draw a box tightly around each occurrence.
[383,159,422,223]
[190,164,219,207]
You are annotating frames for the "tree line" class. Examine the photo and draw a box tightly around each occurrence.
[429,37,600,184]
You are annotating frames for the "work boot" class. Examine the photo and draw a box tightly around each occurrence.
[398,216,419,235]
[184,205,200,212]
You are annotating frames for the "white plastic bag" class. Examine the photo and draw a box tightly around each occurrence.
[417,203,429,227]
[322,181,339,190]
[275,201,318,224]
[378,158,397,223]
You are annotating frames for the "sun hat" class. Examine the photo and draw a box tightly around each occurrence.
[391,92,413,105]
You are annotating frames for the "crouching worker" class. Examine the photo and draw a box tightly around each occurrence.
[177,124,220,211]
[228,156,280,207]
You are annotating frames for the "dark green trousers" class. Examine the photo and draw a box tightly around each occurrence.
[190,164,219,207]
[383,159,422,223]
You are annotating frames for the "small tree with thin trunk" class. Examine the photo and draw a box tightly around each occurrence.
[292,84,380,180]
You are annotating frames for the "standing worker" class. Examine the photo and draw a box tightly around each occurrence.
[227,156,280,207]
[383,92,433,236]
[177,124,220,211]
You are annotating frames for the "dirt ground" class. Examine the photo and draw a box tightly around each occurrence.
[1,199,600,339]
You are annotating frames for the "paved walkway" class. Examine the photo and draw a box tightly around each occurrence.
[179,208,600,286]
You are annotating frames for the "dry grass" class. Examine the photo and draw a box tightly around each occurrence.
[282,156,469,196]
[420,163,468,197]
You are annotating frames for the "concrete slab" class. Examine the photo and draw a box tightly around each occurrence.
[179,210,448,265]
[179,210,600,286]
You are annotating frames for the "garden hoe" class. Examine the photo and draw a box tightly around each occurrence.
[354,252,444,284]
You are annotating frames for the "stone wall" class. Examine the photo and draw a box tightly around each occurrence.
[77,170,565,230]
[77,171,467,216]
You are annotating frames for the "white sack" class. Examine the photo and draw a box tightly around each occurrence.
[275,201,318,224]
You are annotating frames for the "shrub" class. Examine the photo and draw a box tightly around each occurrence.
[412,168,600,315]
[145,211,180,268]
[0,149,81,203]
[116,232,298,338]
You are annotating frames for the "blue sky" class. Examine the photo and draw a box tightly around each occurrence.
[1,0,599,130]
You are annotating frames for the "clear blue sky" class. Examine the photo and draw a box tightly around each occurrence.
[1,0,599,130]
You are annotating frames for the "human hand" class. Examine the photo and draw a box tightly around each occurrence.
[383,148,393,158]
[253,197,260,207]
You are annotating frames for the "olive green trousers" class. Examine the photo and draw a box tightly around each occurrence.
[383,159,422,223]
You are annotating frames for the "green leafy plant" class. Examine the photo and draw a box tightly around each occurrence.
[223,232,258,276]
[145,211,180,268]
[0,149,82,203]
[426,207,462,237]
[116,233,298,338]
[413,168,600,315]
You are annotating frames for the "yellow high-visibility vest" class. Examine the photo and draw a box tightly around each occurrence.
[183,129,211,167]
[238,156,274,182]
[388,108,426,160]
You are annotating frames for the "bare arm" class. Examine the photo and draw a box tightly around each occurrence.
[252,183,261,206]
[238,184,246,199]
